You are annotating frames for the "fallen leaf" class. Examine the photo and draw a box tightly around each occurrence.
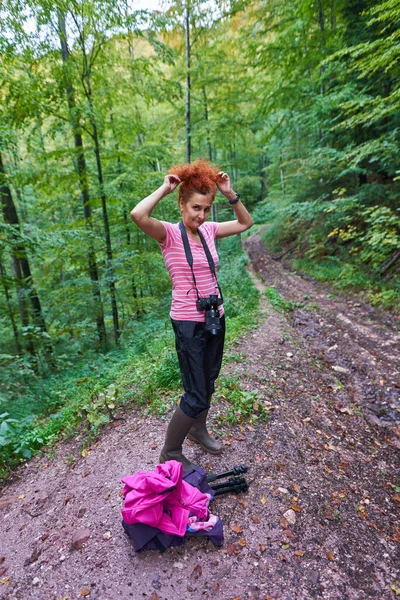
[148,593,160,600]
[326,552,335,561]
[391,584,400,596]
[261,497,267,505]
[323,465,332,474]
[225,544,239,556]
[24,549,41,566]
[394,494,400,503]
[150,443,157,449]
[238,537,247,547]
[81,449,90,457]
[281,543,289,550]
[393,531,400,543]
[290,504,302,513]
[80,590,90,597]
[251,515,260,524]
[0,558,4,565]
[238,499,247,509]
[192,564,202,579]
[279,554,287,561]
[265,440,274,447]
[259,544,266,552]
[18,495,25,500]
[0,578,10,585]
[292,484,301,494]
[230,524,243,534]
[0,569,6,578]
[279,517,289,528]
[283,529,296,540]
[358,506,368,519]
[294,550,305,557]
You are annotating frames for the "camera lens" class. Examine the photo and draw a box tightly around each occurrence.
[205,307,221,335]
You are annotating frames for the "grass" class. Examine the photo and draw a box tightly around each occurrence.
[292,257,399,311]
[264,287,296,313]
[214,375,269,425]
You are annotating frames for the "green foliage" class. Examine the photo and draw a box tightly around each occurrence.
[82,384,119,430]
[264,287,295,313]
[214,376,269,425]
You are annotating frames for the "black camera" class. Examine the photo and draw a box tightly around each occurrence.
[196,294,223,335]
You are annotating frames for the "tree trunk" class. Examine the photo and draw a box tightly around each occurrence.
[0,150,48,357]
[185,2,191,163]
[90,114,120,345]
[0,258,22,353]
[57,10,107,346]
[202,86,218,223]
[260,151,266,199]
[279,149,285,196]
[83,75,120,345]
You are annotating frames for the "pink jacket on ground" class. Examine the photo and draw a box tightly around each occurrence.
[121,461,210,537]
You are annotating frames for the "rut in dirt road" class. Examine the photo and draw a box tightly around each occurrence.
[244,233,400,443]
[0,233,399,600]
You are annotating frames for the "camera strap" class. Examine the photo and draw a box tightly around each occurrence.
[178,221,223,302]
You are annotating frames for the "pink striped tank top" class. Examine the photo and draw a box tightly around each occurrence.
[159,221,224,322]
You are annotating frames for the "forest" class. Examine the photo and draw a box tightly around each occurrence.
[0,0,399,479]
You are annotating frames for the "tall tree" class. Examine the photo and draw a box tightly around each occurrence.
[57,9,107,346]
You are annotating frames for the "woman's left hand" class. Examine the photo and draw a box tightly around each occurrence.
[216,171,233,196]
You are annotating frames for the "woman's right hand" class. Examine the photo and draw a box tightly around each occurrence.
[163,174,181,194]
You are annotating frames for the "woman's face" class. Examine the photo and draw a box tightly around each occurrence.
[180,192,214,233]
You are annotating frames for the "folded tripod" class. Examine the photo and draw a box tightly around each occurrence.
[207,465,249,496]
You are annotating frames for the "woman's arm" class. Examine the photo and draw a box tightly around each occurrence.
[130,175,181,243]
[215,172,254,239]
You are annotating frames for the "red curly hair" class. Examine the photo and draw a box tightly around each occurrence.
[168,159,220,203]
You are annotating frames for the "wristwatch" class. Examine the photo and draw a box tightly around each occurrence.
[229,192,240,205]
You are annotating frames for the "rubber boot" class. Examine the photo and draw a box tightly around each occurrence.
[187,409,223,455]
[159,406,199,471]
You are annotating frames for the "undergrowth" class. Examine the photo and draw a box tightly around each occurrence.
[214,375,269,425]
[253,190,400,311]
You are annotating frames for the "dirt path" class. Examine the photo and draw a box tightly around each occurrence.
[1,235,399,600]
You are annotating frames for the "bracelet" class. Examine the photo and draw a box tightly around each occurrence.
[228,192,240,205]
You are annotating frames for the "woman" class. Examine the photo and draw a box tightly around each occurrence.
[131,160,253,470]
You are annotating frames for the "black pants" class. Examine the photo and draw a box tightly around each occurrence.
[171,316,225,419]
